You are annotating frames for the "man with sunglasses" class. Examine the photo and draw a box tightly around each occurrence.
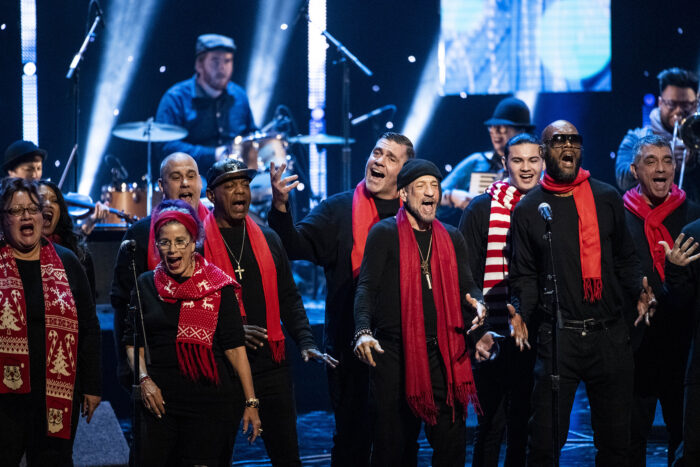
[616,68,699,201]
[439,97,534,225]
[509,120,656,465]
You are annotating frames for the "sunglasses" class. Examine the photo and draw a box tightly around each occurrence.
[545,134,583,147]
[659,97,698,113]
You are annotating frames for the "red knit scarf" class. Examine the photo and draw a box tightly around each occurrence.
[541,169,602,302]
[351,180,380,278]
[154,253,234,383]
[623,184,685,281]
[0,240,78,439]
[483,181,523,317]
[202,212,286,362]
[396,208,480,425]
[148,202,210,270]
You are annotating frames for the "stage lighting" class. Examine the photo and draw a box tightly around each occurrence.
[79,0,160,196]
[245,0,304,125]
[20,0,38,144]
[308,0,327,202]
[400,36,440,150]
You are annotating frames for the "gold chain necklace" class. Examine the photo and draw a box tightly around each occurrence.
[222,222,246,280]
[417,231,433,290]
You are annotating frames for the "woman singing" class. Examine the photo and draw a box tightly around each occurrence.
[0,177,101,466]
[125,199,261,466]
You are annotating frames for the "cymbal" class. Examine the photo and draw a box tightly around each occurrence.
[288,134,355,145]
[112,121,188,143]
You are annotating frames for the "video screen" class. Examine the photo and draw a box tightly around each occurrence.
[439,0,611,95]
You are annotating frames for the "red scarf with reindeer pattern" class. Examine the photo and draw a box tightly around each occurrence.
[153,253,235,384]
[0,239,78,439]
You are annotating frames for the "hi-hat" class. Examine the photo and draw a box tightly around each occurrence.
[288,134,355,145]
[112,121,188,143]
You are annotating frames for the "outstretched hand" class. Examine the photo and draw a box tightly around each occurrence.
[660,233,700,267]
[465,293,486,334]
[354,335,384,367]
[507,303,530,351]
[634,276,657,327]
[270,162,299,212]
[301,348,339,368]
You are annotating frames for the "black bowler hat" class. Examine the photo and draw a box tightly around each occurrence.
[3,140,46,172]
[206,158,258,189]
[396,159,443,190]
[484,97,535,130]
[195,34,236,57]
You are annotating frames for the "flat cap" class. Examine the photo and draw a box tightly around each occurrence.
[196,34,236,56]
[206,158,257,189]
[3,140,46,172]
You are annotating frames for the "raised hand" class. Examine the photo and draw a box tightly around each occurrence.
[660,233,700,267]
[270,162,299,212]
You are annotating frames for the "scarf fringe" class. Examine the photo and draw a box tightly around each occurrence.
[583,277,603,303]
[407,393,439,426]
[269,339,286,363]
[177,342,220,385]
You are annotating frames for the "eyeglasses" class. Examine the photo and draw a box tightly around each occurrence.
[659,97,698,113]
[545,134,583,147]
[3,205,41,217]
[156,238,192,250]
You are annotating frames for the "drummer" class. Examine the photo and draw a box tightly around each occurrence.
[155,33,257,175]
[3,139,110,234]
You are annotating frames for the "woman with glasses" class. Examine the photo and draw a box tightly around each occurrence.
[0,177,101,466]
[124,199,261,466]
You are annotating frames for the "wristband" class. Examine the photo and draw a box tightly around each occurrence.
[139,374,151,384]
[352,329,373,346]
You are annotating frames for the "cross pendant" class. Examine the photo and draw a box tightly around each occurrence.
[235,265,245,280]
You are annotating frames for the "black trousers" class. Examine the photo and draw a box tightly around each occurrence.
[326,346,371,467]
[674,382,700,466]
[471,337,536,467]
[0,394,80,467]
[139,408,241,467]
[527,320,634,467]
[369,340,466,467]
[236,366,301,466]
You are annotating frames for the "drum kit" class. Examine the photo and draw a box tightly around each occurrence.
[97,118,354,228]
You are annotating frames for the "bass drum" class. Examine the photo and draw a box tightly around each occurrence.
[101,183,147,224]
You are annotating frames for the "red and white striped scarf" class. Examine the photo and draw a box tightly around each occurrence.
[483,181,522,323]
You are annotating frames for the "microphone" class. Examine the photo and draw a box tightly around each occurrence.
[538,202,553,223]
[121,239,136,251]
[105,154,128,179]
[351,105,396,126]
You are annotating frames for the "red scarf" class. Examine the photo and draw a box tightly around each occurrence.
[623,184,685,281]
[396,208,480,425]
[351,180,379,278]
[154,253,234,383]
[202,212,285,362]
[540,169,602,302]
[0,240,78,439]
[483,181,523,318]
[148,202,210,270]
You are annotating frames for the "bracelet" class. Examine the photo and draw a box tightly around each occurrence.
[352,329,373,346]
[245,398,260,408]
[139,374,151,384]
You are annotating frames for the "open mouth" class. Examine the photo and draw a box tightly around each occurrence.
[166,255,183,270]
[652,177,669,189]
[369,168,385,179]
[19,223,35,236]
[561,153,575,167]
[178,192,193,202]
[520,174,534,181]
[421,199,436,213]
[43,210,54,223]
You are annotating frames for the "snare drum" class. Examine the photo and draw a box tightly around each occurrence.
[101,183,147,224]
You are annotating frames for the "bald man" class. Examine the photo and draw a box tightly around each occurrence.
[110,152,209,388]
[508,121,655,465]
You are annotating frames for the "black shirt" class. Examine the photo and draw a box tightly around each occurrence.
[268,191,400,357]
[510,179,642,324]
[125,272,245,420]
[219,223,317,375]
[354,218,483,339]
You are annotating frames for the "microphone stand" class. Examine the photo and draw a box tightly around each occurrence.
[127,244,150,466]
[543,219,562,467]
[320,30,372,191]
[65,11,103,191]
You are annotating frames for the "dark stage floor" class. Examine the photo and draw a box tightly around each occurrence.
[228,385,672,466]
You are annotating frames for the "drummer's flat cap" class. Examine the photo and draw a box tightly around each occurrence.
[3,140,46,172]
[206,158,257,189]
[196,34,236,56]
